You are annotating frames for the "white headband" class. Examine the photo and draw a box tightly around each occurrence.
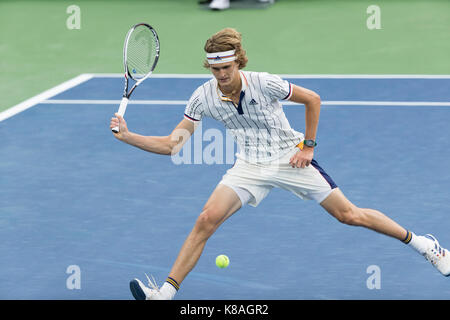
[206,50,236,64]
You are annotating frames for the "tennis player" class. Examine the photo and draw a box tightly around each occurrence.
[110,28,450,300]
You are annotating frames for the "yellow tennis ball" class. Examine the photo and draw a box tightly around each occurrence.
[215,254,230,268]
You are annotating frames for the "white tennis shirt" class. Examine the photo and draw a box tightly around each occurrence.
[184,71,304,163]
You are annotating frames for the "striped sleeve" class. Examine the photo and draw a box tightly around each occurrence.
[184,87,204,122]
[261,72,293,101]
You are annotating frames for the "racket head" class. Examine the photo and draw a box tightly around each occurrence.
[123,23,160,81]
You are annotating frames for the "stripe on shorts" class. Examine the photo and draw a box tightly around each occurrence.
[310,159,337,189]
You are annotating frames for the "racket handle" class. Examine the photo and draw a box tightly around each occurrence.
[112,97,129,133]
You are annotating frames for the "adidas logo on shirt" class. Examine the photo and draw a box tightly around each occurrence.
[249,98,258,105]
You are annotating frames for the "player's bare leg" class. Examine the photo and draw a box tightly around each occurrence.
[168,184,242,283]
[320,188,450,276]
[130,184,243,300]
[320,188,407,240]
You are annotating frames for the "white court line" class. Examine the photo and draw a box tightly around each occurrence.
[42,99,188,105]
[42,99,450,107]
[92,73,213,79]
[280,74,450,79]
[92,73,450,79]
[321,101,450,106]
[0,73,94,122]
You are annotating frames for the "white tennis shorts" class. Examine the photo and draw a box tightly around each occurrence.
[219,148,337,207]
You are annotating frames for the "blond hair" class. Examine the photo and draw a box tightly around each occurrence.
[203,28,248,69]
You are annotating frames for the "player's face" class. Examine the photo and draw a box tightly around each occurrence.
[210,61,240,88]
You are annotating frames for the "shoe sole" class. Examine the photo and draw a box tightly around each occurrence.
[129,279,146,300]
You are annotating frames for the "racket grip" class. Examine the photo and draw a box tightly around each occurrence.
[112,97,129,133]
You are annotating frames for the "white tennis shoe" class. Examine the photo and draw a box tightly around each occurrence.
[209,0,230,10]
[423,234,450,276]
[129,274,166,300]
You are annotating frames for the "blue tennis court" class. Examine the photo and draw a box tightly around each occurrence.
[1,74,449,299]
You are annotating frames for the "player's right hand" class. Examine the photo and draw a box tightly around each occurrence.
[110,113,129,140]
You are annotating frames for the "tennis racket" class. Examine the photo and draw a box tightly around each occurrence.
[112,23,160,133]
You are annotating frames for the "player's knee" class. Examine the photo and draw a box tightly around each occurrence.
[195,207,221,237]
[335,206,363,226]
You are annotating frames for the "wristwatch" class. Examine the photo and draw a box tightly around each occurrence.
[303,139,317,148]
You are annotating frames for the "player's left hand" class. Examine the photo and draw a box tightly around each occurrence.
[289,147,314,168]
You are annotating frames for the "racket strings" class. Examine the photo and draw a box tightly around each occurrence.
[126,27,158,79]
